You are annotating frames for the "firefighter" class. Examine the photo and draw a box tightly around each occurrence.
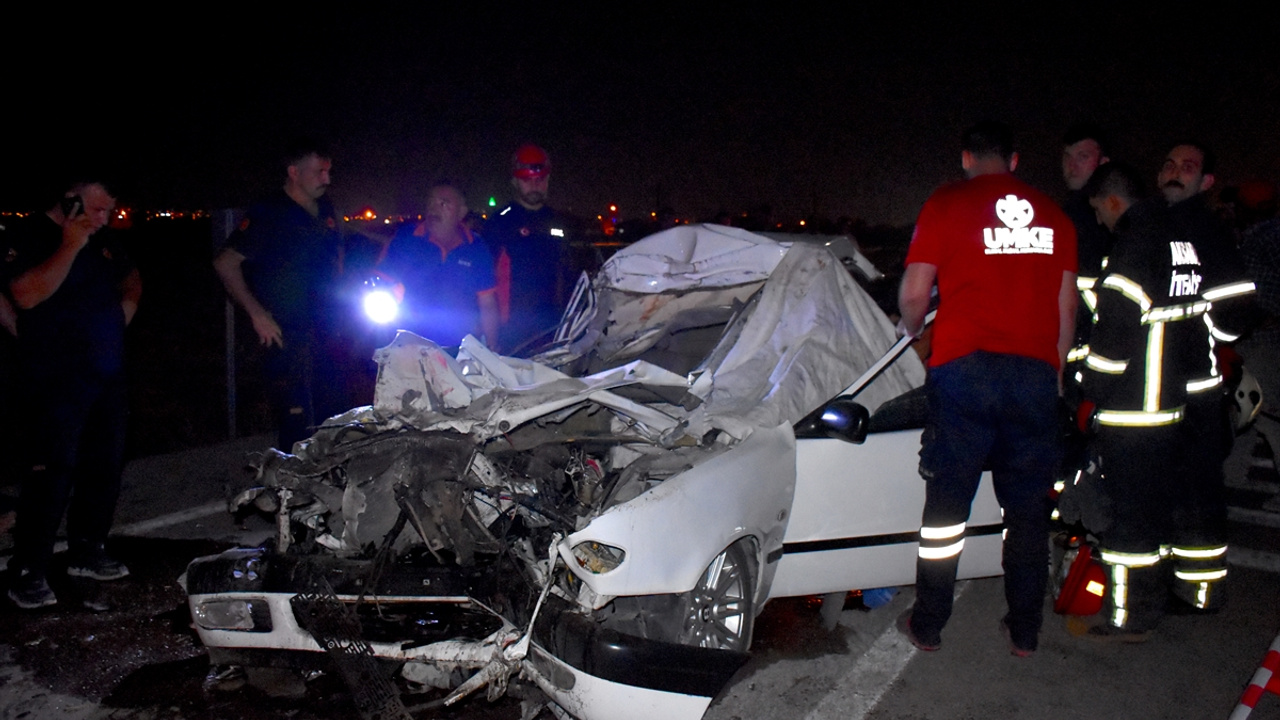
[1158,142,1257,612]
[1080,163,1213,639]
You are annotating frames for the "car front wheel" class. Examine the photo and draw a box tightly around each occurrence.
[676,539,756,651]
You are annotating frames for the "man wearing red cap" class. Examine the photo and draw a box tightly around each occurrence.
[484,144,571,355]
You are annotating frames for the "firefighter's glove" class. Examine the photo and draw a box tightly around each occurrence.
[1075,399,1097,434]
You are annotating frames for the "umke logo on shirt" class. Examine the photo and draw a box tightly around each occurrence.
[983,195,1055,255]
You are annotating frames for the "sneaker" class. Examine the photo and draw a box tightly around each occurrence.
[67,546,129,581]
[1084,623,1150,644]
[999,618,1035,658]
[8,571,57,609]
[896,607,941,651]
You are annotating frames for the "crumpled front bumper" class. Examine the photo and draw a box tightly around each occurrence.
[184,549,749,720]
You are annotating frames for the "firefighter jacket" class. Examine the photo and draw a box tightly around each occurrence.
[1166,195,1257,395]
[1065,191,1113,366]
[1083,201,1207,427]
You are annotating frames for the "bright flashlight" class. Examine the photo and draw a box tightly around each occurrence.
[363,288,399,324]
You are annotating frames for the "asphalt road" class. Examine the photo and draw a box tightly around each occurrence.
[2,430,1279,720]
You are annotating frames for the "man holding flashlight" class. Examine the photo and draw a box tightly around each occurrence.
[376,183,499,349]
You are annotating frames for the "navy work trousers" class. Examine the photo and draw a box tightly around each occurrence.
[913,351,1060,649]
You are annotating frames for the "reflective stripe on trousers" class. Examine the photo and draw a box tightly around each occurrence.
[1169,544,1228,610]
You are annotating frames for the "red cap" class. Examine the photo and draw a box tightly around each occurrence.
[512,144,551,179]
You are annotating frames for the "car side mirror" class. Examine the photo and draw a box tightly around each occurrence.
[794,398,869,443]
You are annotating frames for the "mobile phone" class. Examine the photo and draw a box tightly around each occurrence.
[60,195,83,219]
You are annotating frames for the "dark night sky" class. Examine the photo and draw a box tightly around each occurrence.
[6,6,1279,226]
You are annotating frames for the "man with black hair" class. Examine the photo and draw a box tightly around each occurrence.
[484,144,572,355]
[3,179,142,609]
[1079,162,1211,639]
[898,121,1077,656]
[214,141,345,451]
[1061,123,1114,374]
[1156,141,1256,615]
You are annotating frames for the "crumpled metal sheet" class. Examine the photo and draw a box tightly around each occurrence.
[365,225,922,446]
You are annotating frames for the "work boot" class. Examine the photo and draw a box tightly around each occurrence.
[67,544,130,581]
[1000,617,1035,657]
[896,607,941,651]
[8,569,57,609]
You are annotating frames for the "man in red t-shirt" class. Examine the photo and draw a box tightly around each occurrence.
[896,121,1077,657]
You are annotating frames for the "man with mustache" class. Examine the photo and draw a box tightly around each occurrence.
[1157,141,1256,613]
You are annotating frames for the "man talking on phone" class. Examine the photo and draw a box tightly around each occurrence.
[2,178,141,609]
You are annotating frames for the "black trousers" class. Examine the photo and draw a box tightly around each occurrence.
[13,370,127,579]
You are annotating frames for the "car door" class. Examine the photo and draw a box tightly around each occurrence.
[767,427,1005,600]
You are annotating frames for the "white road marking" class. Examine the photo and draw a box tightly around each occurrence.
[1229,478,1280,494]
[112,500,228,536]
[804,581,971,720]
[1228,507,1280,529]
[0,501,229,572]
[1228,547,1280,574]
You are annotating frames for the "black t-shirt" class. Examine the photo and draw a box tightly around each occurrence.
[483,204,569,349]
[225,190,343,332]
[1,214,133,378]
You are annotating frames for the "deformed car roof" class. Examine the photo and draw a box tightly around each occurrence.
[362,223,924,446]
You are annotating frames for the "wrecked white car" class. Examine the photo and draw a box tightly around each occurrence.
[184,224,1004,720]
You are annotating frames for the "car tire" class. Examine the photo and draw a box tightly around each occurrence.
[676,539,756,651]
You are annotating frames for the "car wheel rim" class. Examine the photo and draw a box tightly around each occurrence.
[680,543,753,651]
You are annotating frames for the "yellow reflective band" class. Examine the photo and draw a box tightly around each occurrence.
[1067,346,1090,363]
[1050,508,1060,521]
[1144,322,1164,412]
[1077,276,1097,290]
[1210,326,1241,342]
[1202,280,1257,301]
[1100,549,1162,567]
[1074,371,1084,384]
[1085,580,1105,596]
[919,522,966,540]
[1187,375,1223,393]
[1196,584,1209,608]
[1175,568,1227,581]
[1142,301,1210,323]
[1082,289,1099,313]
[918,539,965,560]
[1171,545,1227,559]
[1204,316,1221,376]
[1101,274,1153,310]
[1053,480,1066,493]
[1086,354,1128,374]
[1101,256,1109,271]
[1111,565,1128,626]
[1096,408,1184,427]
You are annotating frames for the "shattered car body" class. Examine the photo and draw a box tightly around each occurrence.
[185,224,1004,720]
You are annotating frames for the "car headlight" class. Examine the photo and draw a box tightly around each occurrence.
[571,542,626,575]
[193,598,273,632]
